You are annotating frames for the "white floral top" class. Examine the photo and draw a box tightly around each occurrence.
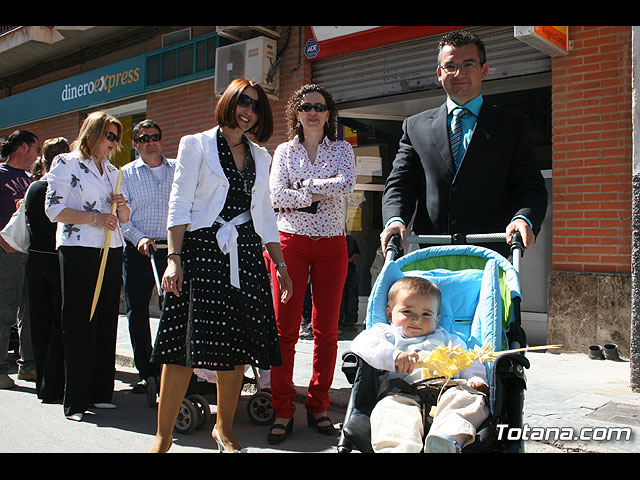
[269,136,355,237]
[45,150,124,249]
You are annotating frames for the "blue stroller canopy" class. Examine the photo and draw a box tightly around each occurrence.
[366,244,521,351]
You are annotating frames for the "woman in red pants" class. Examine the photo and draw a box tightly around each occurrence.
[268,84,355,443]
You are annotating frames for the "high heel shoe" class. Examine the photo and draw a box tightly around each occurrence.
[267,418,293,444]
[307,412,336,436]
[213,426,247,453]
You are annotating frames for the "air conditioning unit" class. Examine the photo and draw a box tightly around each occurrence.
[214,36,279,96]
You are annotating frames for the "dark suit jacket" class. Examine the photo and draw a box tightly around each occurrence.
[382,101,548,256]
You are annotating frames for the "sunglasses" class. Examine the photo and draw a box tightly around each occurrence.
[136,133,162,144]
[297,102,329,113]
[105,131,120,142]
[238,93,259,112]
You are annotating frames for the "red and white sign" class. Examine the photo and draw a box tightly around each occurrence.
[305,26,468,60]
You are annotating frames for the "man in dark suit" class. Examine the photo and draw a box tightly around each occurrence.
[381,31,548,258]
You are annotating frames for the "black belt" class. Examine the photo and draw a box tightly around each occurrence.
[126,239,167,249]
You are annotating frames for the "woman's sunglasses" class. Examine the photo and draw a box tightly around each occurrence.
[136,133,162,144]
[297,102,329,113]
[238,93,259,112]
[105,131,120,142]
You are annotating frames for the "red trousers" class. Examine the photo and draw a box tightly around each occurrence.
[269,232,348,418]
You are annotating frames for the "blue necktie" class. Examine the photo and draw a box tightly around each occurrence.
[449,107,467,169]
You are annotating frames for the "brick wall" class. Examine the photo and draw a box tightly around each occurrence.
[145,80,218,159]
[264,26,313,153]
[551,25,633,273]
[0,111,82,152]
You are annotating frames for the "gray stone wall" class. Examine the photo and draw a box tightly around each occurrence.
[548,271,631,357]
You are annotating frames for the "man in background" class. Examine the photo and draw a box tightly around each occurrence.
[121,120,175,393]
[0,130,39,388]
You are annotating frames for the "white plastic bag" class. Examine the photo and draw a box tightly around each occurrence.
[0,201,30,253]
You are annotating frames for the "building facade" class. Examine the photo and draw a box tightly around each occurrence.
[0,25,633,356]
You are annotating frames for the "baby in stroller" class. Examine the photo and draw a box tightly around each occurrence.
[351,275,490,453]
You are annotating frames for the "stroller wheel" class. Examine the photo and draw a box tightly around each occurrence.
[187,394,212,428]
[175,399,198,434]
[146,376,158,408]
[246,391,275,425]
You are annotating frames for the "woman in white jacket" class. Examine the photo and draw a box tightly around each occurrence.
[149,79,292,454]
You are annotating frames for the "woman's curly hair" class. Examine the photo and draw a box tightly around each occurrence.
[285,84,338,142]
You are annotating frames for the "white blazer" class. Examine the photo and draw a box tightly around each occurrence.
[167,126,279,245]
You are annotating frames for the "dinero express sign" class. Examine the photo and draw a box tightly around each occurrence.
[61,66,141,101]
[0,55,145,129]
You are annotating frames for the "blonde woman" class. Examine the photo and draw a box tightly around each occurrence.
[45,112,130,422]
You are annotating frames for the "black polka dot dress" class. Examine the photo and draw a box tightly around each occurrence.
[151,131,282,371]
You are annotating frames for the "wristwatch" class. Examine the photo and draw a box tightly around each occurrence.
[275,262,287,270]
[292,180,303,190]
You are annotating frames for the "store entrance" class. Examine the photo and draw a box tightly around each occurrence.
[339,118,403,301]
[338,86,552,343]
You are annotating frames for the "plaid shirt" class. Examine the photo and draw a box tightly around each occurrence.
[120,156,175,247]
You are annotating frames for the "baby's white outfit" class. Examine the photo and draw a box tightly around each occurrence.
[350,323,490,453]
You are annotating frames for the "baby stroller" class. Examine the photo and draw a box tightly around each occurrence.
[338,232,530,453]
[146,366,274,434]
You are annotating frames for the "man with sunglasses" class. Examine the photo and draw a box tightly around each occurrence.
[381,30,547,259]
[120,120,175,393]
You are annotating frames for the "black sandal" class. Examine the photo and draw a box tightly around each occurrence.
[267,418,293,444]
[307,412,336,435]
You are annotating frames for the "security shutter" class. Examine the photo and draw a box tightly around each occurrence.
[312,26,552,104]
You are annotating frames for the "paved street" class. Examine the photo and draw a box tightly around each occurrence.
[1,357,341,454]
[2,313,639,454]
[0,346,564,454]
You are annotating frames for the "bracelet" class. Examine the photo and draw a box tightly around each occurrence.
[167,252,182,260]
[275,262,287,269]
[92,212,98,226]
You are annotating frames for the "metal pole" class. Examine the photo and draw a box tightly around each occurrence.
[630,26,640,392]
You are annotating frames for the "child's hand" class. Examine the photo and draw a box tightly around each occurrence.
[395,351,420,374]
[468,380,489,395]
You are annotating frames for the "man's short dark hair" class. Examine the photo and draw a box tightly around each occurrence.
[438,30,487,65]
[132,119,162,141]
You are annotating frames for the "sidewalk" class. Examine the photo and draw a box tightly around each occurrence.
[116,315,640,453]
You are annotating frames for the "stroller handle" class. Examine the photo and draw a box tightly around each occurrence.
[407,232,506,245]
[385,232,525,270]
[384,233,404,259]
